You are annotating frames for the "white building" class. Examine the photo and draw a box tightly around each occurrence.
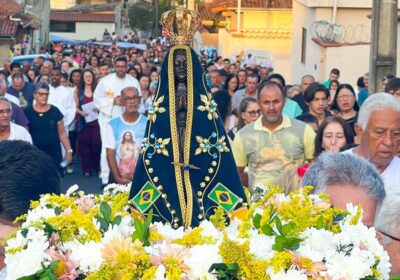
[291,0,400,87]
[49,11,115,41]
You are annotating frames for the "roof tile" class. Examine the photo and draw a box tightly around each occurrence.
[50,12,115,23]
[0,19,19,36]
[0,0,24,16]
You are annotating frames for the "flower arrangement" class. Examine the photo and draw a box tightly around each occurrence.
[3,184,394,280]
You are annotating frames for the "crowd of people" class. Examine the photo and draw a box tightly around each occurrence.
[1,37,400,274]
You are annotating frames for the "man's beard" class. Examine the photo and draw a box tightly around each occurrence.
[116,72,125,79]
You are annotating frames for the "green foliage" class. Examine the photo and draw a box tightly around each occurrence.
[95,202,122,232]
[208,262,240,280]
[128,2,156,33]
[127,0,185,35]
[18,261,60,280]
[132,209,153,247]
[252,209,301,252]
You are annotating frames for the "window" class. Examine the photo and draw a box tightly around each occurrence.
[301,27,307,64]
[50,21,76,33]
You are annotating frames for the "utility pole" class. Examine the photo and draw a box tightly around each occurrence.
[369,0,398,94]
[154,0,159,36]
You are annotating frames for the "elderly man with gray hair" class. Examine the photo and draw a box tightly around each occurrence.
[375,191,400,276]
[342,92,400,191]
[302,152,385,227]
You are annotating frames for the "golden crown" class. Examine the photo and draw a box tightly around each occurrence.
[160,7,201,45]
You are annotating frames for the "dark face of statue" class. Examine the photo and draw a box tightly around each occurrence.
[174,51,187,82]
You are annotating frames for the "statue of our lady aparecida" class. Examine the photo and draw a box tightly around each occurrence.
[129,7,248,228]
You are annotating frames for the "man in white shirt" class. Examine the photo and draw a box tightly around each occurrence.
[342,93,400,191]
[0,97,32,143]
[94,56,141,184]
[48,68,76,130]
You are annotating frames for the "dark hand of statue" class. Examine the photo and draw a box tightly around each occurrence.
[176,83,187,115]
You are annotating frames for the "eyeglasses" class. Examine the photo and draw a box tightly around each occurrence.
[246,110,261,116]
[337,94,354,100]
[381,231,400,242]
[36,92,49,97]
[123,96,141,103]
[0,108,11,115]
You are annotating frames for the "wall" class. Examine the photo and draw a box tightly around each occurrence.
[291,1,323,84]
[218,9,292,80]
[50,0,76,10]
[0,45,11,67]
[50,22,115,41]
[291,0,384,87]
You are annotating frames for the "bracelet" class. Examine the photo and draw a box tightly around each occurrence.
[67,149,73,153]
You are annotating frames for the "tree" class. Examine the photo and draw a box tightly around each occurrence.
[128,0,186,36]
[128,2,156,33]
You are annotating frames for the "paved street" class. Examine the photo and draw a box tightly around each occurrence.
[61,160,103,194]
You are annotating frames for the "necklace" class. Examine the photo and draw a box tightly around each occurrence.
[34,105,48,117]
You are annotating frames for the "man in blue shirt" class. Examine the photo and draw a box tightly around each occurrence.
[7,73,35,108]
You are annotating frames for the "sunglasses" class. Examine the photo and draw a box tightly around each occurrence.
[246,110,261,116]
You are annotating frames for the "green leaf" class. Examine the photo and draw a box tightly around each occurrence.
[111,215,122,226]
[54,207,61,216]
[17,276,36,280]
[20,228,28,238]
[99,202,112,221]
[144,209,153,229]
[132,218,144,242]
[209,262,240,280]
[286,238,301,250]
[275,217,282,234]
[316,216,325,229]
[272,236,286,251]
[389,276,400,280]
[48,260,60,271]
[43,222,55,238]
[252,213,262,229]
[261,223,275,236]
[281,222,294,236]
[96,215,109,231]
[131,231,142,243]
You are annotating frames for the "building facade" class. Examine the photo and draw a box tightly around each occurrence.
[291,0,400,86]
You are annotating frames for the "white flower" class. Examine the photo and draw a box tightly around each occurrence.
[198,220,223,243]
[325,251,373,280]
[65,184,80,197]
[225,218,241,240]
[22,206,56,226]
[185,245,221,279]
[154,265,166,280]
[64,240,103,273]
[152,222,185,240]
[298,228,335,262]
[118,215,134,237]
[103,183,131,196]
[102,225,125,243]
[5,239,50,279]
[249,230,275,260]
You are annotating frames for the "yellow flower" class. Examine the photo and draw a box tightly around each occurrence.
[267,251,292,273]
[173,227,215,247]
[46,208,101,242]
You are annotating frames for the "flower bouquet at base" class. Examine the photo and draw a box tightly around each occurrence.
[3,184,394,280]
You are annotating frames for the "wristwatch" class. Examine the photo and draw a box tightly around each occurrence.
[67,149,73,153]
